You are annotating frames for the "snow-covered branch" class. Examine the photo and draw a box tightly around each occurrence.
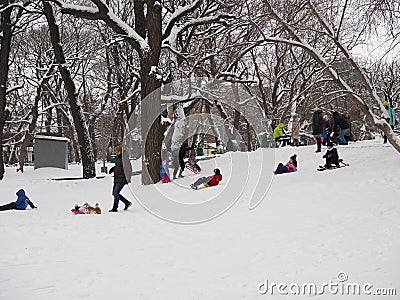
[162,0,202,41]
[162,14,236,48]
[56,0,149,54]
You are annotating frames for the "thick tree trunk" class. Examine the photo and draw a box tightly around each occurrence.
[0,2,12,180]
[43,1,95,178]
[140,0,163,185]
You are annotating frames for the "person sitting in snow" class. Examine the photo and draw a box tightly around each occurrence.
[322,142,340,169]
[190,168,222,190]
[274,154,298,175]
[273,123,289,147]
[160,157,171,183]
[0,189,37,211]
[72,203,101,214]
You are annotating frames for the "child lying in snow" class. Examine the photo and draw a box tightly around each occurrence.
[72,203,101,214]
[274,154,297,175]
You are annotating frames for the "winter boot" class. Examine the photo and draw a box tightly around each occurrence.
[124,202,132,211]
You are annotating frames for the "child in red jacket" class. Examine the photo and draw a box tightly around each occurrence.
[190,168,222,190]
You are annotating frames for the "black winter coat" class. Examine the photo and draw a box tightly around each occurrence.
[323,148,339,163]
[178,143,194,162]
[112,154,132,184]
[312,111,323,135]
[333,114,350,131]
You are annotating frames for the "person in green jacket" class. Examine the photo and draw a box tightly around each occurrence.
[273,123,289,147]
[383,101,397,144]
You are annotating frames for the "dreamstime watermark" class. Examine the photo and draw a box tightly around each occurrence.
[257,272,397,296]
[123,77,277,224]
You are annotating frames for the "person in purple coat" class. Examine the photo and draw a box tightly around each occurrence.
[0,189,37,211]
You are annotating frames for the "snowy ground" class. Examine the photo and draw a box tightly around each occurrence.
[0,139,399,299]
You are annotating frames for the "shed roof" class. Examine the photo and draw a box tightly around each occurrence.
[34,135,70,142]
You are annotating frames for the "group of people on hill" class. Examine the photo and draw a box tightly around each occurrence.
[273,141,344,176]
[3,101,396,212]
[312,109,351,152]
[274,100,399,149]
[273,109,352,150]
[162,141,222,190]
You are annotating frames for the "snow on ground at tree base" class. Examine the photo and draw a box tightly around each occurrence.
[0,139,399,300]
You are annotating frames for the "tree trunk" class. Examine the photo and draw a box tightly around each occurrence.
[140,0,163,185]
[43,1,95,178]
[19,84,42,172]
[0,2,12,180]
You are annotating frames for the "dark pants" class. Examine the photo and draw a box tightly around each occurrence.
[383,125,395,143]
[112,183,130,210]
[275,137,288,147]
[173,157,185,178]
[315,137,322,151]
[339,128,350,145]
[274,163,288,174]
[193,177,210,188]
[325,158,339,168]
[0,202,17,211]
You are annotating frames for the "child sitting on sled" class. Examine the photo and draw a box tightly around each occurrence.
[321,142,341,169]
[160,157,171,183]
[186,149,201,174]
[72,203,101,214]
[274,154,298,175]
[190,168,222,190]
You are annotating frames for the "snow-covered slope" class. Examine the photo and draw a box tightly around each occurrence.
[0,140,399,299]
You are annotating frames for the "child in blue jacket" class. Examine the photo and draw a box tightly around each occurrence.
[0,189,36,211]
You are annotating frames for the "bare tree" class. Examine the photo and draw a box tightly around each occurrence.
[43,1,96,178]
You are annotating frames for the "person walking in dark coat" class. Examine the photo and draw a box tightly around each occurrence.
[0,189,36,211]
[312,109,323,152]
[108,145,132,212]
[173,142,194,179]
[332,111,350,145]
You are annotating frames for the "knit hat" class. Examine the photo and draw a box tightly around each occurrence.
[290,154,297,167]
[383,101,389,107]
[327,142,334,147]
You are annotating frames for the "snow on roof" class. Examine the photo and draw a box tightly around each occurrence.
[34,135,70,142]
